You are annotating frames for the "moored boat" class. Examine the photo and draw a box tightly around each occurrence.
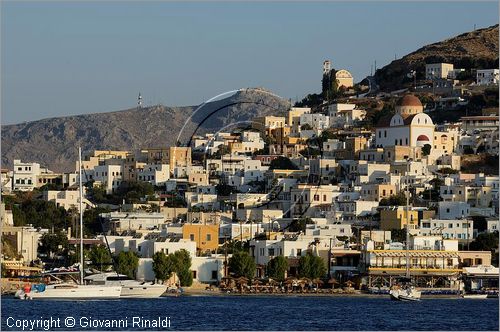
[16,283,121,300]
[85,273,167,298]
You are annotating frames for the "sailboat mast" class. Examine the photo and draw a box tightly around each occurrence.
[405,158,410,279]
[79,147,84,285]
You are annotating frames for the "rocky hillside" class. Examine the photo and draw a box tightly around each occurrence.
[1,88,290,172]
[374,24,499,91]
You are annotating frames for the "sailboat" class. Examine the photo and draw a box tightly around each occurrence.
[389,159,421,302]
[17,148,121,300]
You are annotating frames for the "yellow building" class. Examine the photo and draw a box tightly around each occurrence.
[270,126,291,145]
[169,147,192,168]
[252,116,286,136]
[287,107,310,134]
[433,131,458,154]
[77,150,130,171]
[333,136,367,160]
[123,153,146,182]
[142,147,192,168]
[182,224,220,253]
[188,172,209,186]
[383,146,422,162]
[361,184,397,202]
[379,207,435,230]
[335,69,354,88]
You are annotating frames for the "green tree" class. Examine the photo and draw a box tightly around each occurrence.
[83,207,111,235]
[287,218,313,232]
[469,231,499,266]
[269,156,298,170]
[213,145,230,158]
[391,229,407,243]
[11,199,70,231]
[88,245,112,272]
[422,144,432,156]
[439,167,459,175]
[298,253,326,279]
[88,184,108,204]
[39,232,69,258]
[229,250,256,279]
[379,193,407,206]
[294,93,323,108]
[215,183,234,196]
[170,249,193,287]
[267,256,288,281]
[152,252,174,282]
[469,231,498,251]
[300,123,313,131]
[117,181,155,204]
[116,251,139,279]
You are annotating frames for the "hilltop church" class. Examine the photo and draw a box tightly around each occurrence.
[375,94,434,148]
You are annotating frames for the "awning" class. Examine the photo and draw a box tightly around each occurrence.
[372,251,459,258]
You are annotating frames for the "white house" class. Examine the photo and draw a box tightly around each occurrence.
[12,159,41,191]
[425,63,454,80]
[101,212,167,233]
[137,163,170,186]
[420,218,474,241]
[476,69,499,85]
[93,164,123,194]
[304,223,353,239]
[438,201,470,220]
[328,103,366,128]
[43,189,95,211]
[299,113,330,131]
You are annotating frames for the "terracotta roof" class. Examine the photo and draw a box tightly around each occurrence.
[375,114,393,128]
[397,94,422,107]
[376,114,416,128]
[403,114,418,125]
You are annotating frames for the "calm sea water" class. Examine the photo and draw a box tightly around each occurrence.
[1,296,498,331]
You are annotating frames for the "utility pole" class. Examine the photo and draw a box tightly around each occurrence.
[224,235,228,278]
[328,238,332,279]
[405,158,412,280]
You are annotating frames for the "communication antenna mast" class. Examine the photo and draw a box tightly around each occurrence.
[137,92,143,109]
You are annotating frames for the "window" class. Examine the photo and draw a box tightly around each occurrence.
[192,271,197,279]
[268,248,275,256]
[206,234,211,241]
[190,234,195,241]
[297,249,302,256]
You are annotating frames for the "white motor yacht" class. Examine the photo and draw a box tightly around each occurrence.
[85,273,167,298]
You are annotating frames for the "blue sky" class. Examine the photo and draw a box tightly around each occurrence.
[1,1,498,124]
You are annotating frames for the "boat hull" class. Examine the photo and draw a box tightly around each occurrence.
[462,294,489,299]
[120,285,167,298]
[29,285,122,300]
[389,288,421,301]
